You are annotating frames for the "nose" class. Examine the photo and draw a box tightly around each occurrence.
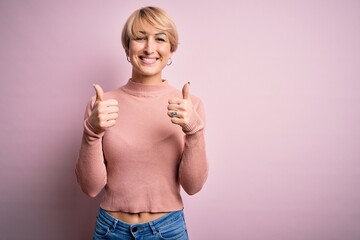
[144,38,155,54]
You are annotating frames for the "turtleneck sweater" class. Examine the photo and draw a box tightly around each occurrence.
[75,79,208,213]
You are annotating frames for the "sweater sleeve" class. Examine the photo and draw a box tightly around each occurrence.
[179,98,209,195]
[75,98,107,198]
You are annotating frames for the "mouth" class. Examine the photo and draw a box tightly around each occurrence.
[139,56,159,64]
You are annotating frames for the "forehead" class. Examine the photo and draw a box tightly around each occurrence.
[132,19,167,35]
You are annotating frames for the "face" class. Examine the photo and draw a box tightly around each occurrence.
[127,22,172,82]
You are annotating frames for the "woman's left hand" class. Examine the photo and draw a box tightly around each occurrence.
[167,82,193,128]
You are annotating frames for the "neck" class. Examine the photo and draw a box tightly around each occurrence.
[131,70,163,85]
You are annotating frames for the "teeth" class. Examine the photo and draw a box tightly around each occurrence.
[141,57,157,64]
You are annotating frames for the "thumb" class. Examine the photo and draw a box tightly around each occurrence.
[93,84,104,102]
[182,82,190,100]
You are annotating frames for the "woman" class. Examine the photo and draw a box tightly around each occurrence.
[76,6,208,240]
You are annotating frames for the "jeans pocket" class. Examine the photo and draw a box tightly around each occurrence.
[158,214,188,240]
[93,216,111,239]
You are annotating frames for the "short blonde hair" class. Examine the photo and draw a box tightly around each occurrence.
[121,6,179,52]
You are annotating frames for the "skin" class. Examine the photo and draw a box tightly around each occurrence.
[127,22,173,85]
[88,22,194,224]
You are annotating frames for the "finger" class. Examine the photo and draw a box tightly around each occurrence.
[96,100,118,113]
[104,119,117,128]
[168,97,182,105]
[93,84,104,102]
[167,110,183,118]
[106,113,118,121]
[182,82,190,100]
[101,99,119,107]
[170,117,183,125]
[167,103,181,110]
[168,104,187,112]
[105,106,119,114]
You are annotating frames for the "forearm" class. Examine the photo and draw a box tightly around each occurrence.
[75,120,107,197]
[179,129,209,195]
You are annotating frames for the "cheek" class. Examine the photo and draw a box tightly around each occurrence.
[128,42,142,54]
[160,45,172,57]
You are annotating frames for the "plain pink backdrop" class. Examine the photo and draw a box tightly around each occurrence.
[1,1,359,239]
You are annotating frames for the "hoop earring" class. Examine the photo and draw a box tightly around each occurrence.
[167,58,172,66]
[126,56,130,62]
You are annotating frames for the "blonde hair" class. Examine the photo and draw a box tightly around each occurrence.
[121,6,179,52]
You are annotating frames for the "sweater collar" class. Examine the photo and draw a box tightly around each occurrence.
[122,79,171,97]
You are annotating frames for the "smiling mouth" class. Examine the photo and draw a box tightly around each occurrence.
[139,56,158,64]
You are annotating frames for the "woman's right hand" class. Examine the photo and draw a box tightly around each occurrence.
[87,84,119,134]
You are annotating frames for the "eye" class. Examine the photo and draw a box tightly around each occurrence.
[156,37,166,42]
[134,37,146,41]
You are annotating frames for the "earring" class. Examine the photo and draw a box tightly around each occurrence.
[126,56,130,62]
[167,58,172,66]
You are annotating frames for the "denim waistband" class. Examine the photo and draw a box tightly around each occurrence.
[98,208,184,235]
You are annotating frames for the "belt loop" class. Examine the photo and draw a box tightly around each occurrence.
[148,221,157,235]
[111,218,118,231]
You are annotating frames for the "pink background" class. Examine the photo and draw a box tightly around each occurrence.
[1,1,359,239]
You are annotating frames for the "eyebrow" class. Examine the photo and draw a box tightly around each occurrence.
[139,31,167,36]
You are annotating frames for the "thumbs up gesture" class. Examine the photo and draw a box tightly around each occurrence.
[167,82,194,128]
[87,84,119,134]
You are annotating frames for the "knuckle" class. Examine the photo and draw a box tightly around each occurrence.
[97,108,104,114]
[97,101,105,107]
[98,115,106,122]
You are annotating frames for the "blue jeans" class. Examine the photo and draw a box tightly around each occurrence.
[93,208,189,240]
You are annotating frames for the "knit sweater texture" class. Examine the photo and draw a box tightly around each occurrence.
[75,79,208,213]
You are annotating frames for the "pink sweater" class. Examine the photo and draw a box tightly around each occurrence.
[75,79,208,213]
